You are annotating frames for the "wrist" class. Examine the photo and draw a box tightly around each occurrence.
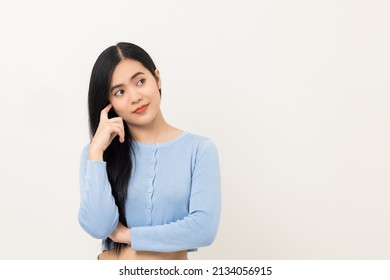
[125,227,131,245]
[88,147,103,161]
[127,228,131,246]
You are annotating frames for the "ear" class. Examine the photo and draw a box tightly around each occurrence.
[154,68,161,89]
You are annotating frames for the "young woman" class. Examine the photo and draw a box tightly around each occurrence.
[78,42,221,260]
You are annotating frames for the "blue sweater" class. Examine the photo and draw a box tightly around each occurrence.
[78,131,221,252]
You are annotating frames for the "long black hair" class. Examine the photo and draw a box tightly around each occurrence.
[88,42,159,254]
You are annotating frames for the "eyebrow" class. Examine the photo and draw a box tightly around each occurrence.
[110,71,145,93]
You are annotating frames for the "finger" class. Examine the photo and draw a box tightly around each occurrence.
[109,127,125,143]
[111,124,125,143]
[119,128,125,143]
[108,132,119,144]
[100,103,113,121]
[106,119,125,142]
[105,122,124,134]
[114,127,126,143]
[107,117,123,124]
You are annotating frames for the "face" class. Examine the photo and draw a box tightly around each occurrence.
[108,59,161,129]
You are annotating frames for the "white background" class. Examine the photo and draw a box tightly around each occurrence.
[0,0,389,259]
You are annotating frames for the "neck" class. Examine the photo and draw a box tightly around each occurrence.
[127,112,180,143]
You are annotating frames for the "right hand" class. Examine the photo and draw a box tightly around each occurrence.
[88,104,125,160]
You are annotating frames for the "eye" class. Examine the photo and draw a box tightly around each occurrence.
[114,89,124,96]
[136,78,146,86]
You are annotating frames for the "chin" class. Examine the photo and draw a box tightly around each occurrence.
[127,117,156,128]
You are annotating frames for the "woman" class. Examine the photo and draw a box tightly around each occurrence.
[78,42,221,260]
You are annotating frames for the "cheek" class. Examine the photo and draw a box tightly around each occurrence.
[143,86,161,101]
[143,82,160,94]
[110,101,127,115]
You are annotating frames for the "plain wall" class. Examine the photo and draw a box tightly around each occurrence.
[0,0,389,259]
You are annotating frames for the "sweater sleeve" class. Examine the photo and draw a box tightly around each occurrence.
[130,138,221,252]
[77,144,119,239]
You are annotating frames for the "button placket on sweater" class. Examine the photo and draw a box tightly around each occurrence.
[146,144,157,226]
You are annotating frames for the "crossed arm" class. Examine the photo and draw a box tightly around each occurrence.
[78,138,221,252]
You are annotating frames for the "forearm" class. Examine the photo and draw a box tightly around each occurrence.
[79,146,119,238]
[131,203,220,252]
[78,182,119,239]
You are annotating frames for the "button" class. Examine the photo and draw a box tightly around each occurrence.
[146,219,151,225]
[150,159,156,164]
[147,188,153,193]
[146,203,152,209]
[149,173,154,178]
[151,147,157,151]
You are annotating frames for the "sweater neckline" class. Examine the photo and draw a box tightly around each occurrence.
[133,131,189,148]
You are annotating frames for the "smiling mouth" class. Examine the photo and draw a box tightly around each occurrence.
[133,104,148,113]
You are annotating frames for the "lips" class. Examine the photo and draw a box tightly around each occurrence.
[133,104,148,113]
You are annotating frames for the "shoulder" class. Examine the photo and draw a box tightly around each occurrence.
[179,132,218,159]
[179,132,217,149]
[185,133,220,174]
[159,131,218,158]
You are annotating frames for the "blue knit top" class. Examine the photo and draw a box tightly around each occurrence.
[78,131,221,252]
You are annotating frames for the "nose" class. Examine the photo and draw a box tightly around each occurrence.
[128,90,143,104]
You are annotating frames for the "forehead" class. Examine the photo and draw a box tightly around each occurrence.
[111,59,148,85]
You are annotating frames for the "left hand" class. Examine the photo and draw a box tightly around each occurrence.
[109,222,131,244]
